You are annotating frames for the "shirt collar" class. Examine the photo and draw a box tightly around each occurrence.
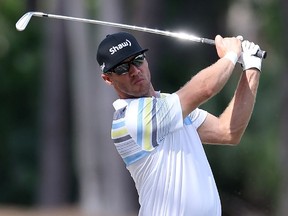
[112,91,161,110]
[112,99,131,110]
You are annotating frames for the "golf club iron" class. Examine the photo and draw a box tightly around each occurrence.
[16,11,267,59]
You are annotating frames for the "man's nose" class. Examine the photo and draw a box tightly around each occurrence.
[129,64,140,76]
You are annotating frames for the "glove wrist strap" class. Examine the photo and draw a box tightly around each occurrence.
[224,52,238,65]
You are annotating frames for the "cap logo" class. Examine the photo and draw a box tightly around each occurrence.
[100,62,105,72]
[109,39,131,55]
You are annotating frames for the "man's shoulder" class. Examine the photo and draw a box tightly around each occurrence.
[113,93,177,112]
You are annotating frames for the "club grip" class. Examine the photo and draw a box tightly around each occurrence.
[256,49,267,59]
[201,38,267,59]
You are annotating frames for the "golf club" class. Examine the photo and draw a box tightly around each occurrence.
[16,11,267,59]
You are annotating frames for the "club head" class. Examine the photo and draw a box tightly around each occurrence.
[16,12,34,31]
[15,12,45,31]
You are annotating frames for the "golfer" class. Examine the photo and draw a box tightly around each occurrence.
[96,32,262,216]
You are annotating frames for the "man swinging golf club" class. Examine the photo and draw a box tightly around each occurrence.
[15,11,265,216]
[96,32,262,216]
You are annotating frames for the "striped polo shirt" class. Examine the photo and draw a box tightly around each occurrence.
[111,93,221,216]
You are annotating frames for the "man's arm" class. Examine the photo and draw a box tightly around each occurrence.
[198,69,260,145]
[198,40,263,145]
[176,35,242,118]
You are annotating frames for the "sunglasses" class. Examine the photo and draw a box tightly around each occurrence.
[108,53,146,75]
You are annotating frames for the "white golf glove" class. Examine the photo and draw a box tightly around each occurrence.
[238,40,262,72]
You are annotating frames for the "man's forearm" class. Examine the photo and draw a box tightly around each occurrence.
[177,57,236,118]
[219,69,260,143]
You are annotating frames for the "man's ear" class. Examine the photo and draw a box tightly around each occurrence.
[101,73,113,85]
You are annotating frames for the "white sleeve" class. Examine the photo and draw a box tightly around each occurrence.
[189,108,208,129]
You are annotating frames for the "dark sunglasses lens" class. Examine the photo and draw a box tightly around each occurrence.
[132,55,145,67]
[111,54,145,75]
[113,63,130,75]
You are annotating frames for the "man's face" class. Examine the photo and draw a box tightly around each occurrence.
[101,54,155,99]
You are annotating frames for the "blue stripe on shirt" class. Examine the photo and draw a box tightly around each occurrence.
[123,150,149,166]
[112,120,125,129]
[137,98,144,145]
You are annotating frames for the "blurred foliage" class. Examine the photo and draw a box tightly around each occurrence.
[203,0,283,213]
[0,0,42,204]
[0,0,285,214]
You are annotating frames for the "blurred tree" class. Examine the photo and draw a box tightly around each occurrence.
[0,0,40,205]
[63,0,103,214]
[63,0,140,214]
[88,0,140,214]
[278,0,288,214]
[37,0,72,206]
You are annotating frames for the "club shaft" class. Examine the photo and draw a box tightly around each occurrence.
[17,12,267,59]
[34,12,203,42]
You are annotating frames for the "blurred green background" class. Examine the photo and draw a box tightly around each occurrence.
[0,0,287,215]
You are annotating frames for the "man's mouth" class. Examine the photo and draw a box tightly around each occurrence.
[133,77,145,85]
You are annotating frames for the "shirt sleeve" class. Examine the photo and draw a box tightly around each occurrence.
[125,93,183,151]
[188,108,208,129]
